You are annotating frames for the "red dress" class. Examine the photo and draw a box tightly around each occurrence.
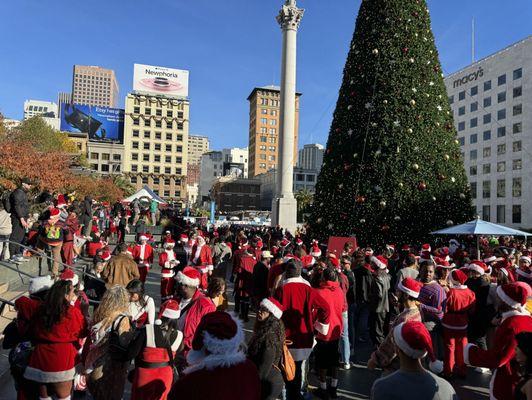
[24,305,87,383]
[190,245,213,290]
[131,244,154,283]
[159,250,177,300]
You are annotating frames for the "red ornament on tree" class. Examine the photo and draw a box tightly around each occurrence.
[402,47,409,54]
[355,195,366,204]
[417,182,427,191]
[437,174,446,181]
[381,224,390,232]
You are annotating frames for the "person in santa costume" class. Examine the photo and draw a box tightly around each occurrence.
[171,311,260,400]
[251,237,263,262]
[174,233,189,268]
[274,259,330,400]
[517,255,532,285]
[190,235,213,290]
[126,279,156,328]
[441,269,476,378]
[464,283,532,400]
[174,267,216,356]
[131,235,154,283]
[159,239,179,301]
[161,230,173,246]
[371,321,456,400]
[234,246,257,322]
[130,299,184,400]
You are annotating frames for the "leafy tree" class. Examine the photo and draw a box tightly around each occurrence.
[13,116,77,153]
[295,188,314,222]
[111,175,136,196]
[310,0,474,246]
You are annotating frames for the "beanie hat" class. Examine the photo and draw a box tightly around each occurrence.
[393,321,443,374]
[260,297,284,319]
[29,275,54,295]
[159,299,180,320]
[371,255,388,270]
[328,254,340,268]
[496,283,529,310]
[176,267,200,288]
[295,238,303,246]
[60,268,79,286]
[397,277,423,298]
[449,269,468,288]
[468,260,487,275]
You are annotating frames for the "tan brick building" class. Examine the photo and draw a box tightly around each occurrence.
[247,85,301,177]
[72,65,119,107]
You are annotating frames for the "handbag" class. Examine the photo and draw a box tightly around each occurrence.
[279,340,296,382]
[8,342,33,375]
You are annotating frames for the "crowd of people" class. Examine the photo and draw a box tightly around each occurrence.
[1,184,532,400]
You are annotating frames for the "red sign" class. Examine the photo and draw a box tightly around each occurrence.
[327,236,358,258]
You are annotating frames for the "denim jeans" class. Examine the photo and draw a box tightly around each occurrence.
[347,302,356,350]
[339,311,351,364]
[353,302,370,342]
[285,359,309,400]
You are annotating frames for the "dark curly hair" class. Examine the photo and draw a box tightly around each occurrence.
[40,280,72,331]
[247,314,285,365]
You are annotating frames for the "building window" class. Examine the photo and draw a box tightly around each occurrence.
[482,181,490,198]
[131,165,138,172]
[483,164,491,174]
[484,80,491,91]
[176,168,182,174]
[133,130,139,137]
[513,177,522,197]
[470,118,478,128]
[176,157,182,163]
[142,154,150,162]
[260,136,267,142]
[90,164,98,171]
[482,130,491,141]
[177,122,183,130]
[259,163,266,169]
[142,166,149,173]
[513,141,522,152]
[497,161,505,172]
[165,144,172,152]
[259,145,266,150]
[261,109,268,114]
[176,134,183,141]
[113,154,121,161]
[176,146,182,152]
[483,147,491,158]
[156,109,162,116]
[268,137,276,143]
[130,177,137,184]
[90,152,99,160]
[482,205,490,221]
[164,190,170,197]
[513,86,522,98]
[177,112,184,119]
[134,106,140,114]
[497,109,506,120]
[164,178,170,185]
[448,95,454,104]
[470,102,478,112]
[165,133,172,140]
[261,118,267,125]
[261,98,268,106]
[513,104,522,116]
[144,119,151,127]
[513,68,522,80]
[269,146,276,151]
[497,144,506,155]
[513,122,522,134]
[496,179,505,198]
[142,177,148,184]
[497,127,506,137]
[154,143,161,151]
[167,110,173,117]
[469,150,477,160]
[458,106,465,116]
[512,205,521,224]
[470,134,477,144]
[259,154,266,160]
[260,127,267,134]
[154,155,161,162]
[497,91,506,103]
[483,97,491,107]
[458,122,465,131]
[154,132,161,140]
[144,131,151,138]
[145,108,152,115]
[143,143,150,150]
[497,74,506,86]
[469,166,477,176]
[132,141,139,149]
[513,159,522,170]
[166,121,173,129]
[165,167,171,174]
[470,182,477,199]
[458,91,465,101]
[133,118,139,126]
[165,156,171,163]
[483,113,491,124]
[269,128,276,134]
[101,164,109,172]
[132,153,138,161]
[496,205,505,223]
[470,86,478,96]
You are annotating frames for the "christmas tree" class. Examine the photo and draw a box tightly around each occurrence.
[310,0,474,246]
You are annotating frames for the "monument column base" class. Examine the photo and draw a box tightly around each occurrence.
[272,196,297,234]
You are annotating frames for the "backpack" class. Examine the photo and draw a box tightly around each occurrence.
[2,320,20,349]
[108,314,131,362]
[1,191,11,213]
[279,340,296,381]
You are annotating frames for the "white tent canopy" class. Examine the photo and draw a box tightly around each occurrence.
[123,185,166,204]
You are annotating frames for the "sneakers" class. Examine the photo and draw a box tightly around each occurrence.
[313,387,330,400]
[9,254,24,263]
[341,362,351,370]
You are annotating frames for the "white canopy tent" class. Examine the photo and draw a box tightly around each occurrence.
[123,185,166,204]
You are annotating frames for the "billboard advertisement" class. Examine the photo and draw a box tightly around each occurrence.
[60,103,124,143]
[133,63,189,98]
[223,162,245,177]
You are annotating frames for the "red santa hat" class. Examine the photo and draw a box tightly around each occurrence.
[421,243,431,253]
[60,268,79,287]
[159,299,180,320]
[165,238,176,248]
[186,311,245,374]
[49,207,61,219]
[280,238,290,248]
[255,240,264,249]
[386,244,395,252]
[397,277,423,298]
[179,233,188,243]
[328,254,340,268]
[138,235,148,242]
[468,260,488,276]
[29,275,54,295]
[101,251,111,261]
[365,248,374,257]
[371,255,388,270]
[310,243,322,258]
[295,238,303,246]
[301,254,315,268]
[449,269,468,288]
[55,194,67,209]
[393,321,443,373]
[260,297,284,320]
[165,230,171,235]
[519,255,531,265]
[496,283,529,311]
[435,258,455,269]
[401,244,411,252]
[176,267,201,288]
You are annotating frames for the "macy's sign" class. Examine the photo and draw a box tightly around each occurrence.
[453,67,484,88]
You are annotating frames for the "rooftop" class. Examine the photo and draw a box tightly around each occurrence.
[247,85,302,100]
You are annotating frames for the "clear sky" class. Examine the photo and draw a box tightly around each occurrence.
[0,0,530,150]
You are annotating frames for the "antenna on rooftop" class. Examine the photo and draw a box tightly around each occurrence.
[471,17,476,63]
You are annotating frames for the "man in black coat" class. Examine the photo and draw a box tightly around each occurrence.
[9,179,33,262]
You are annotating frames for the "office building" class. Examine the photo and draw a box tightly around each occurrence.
[444,36,532,228]
[187,134,210,165]
[122,93,189,204]
[2,118,21,130]
[298,143,324,171]
[211,176,261,212]
[58,92,72,106]
[23,100,58,119]
[72,65,119,107]
[87,142,124,174]
[247,85,301,177]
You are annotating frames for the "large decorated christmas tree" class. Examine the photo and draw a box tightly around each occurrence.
[310,0,474,246]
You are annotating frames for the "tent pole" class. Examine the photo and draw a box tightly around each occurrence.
[476,235,480,259]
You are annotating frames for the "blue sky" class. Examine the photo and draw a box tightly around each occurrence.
[0,0,530,150]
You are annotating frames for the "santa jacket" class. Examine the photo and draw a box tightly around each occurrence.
[235,254,257,298]
[176,290,216,353]
[131,244,154,268]
[159,250,178,278]
[442,286,476,331]
[232,245,249,276]
[14,296,42,340]
[465,310,532,400]
[190,244,213,273]
[275,276,331,361]
[315,280,346,342]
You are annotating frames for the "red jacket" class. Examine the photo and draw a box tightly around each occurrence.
[315,281,346,341]
[236,254,256,298]
[176,290,216,353]
[465,310,532,400]
[442,286,476,331]
[159,250,178,277]
[275,276,330,361]
[14,296,42,340]
[131,244,154,268]
[190,245,213,273]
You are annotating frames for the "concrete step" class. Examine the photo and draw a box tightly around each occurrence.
[0,284,8,297]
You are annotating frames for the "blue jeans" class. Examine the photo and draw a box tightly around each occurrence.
[353,302,370,342]
[285,359,309,400]
[347,302,356,350]
[339,311,351,364]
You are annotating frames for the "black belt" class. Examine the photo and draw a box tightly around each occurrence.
[136,360,171,369]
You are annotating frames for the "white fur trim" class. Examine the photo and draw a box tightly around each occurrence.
[516,268,532,279]
[161,272,175,278]
[171,330,183,352]
[260,298,283,319]
[520,256,531,264]
[29,275,54,295]
[176,271,199,288]
[162,308,180,319]
[463,343,476,365]
[282,276,311,287]
[501,309,531,322]
[314,320,330,336]
[496,285,522,309]
[397,281,419,298]
[393,323,427,359]
[24,366,76,383]
[146,324,156,348]
[197,266,209,274]
[311,250,322,257]
[484,256,497,263]
[139,235,148,241]
[207,265,214,271]
[468,264,485,275]
[371,256,386,269]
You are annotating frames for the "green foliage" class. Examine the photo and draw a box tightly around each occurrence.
[295,188,314,222]
[14,116,76,153]
[112,175,136,196]
[310,0,474,246]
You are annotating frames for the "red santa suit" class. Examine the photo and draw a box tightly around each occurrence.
[275,275,331,361]
[441,270,476,377]
[159,246,178,301]
[131,240,154,283]
[235,252,257,299]
[464,283,532,400]
[190,239,213,290]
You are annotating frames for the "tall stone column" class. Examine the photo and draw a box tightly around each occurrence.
[271,0,303,233]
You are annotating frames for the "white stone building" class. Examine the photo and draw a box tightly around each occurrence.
[298,143,324,171]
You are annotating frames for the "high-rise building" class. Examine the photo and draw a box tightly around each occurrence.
[122,93,189,204]
[58,92,72,106]
[298,143,324,171]
[187,135,210,165]
[23,100,58,119]
[71,65,119,107]
[444,36,532,228]
[87,142,124,174]
[247,85,301,177]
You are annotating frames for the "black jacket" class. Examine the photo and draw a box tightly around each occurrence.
[353,263,373,305]
[9,188,29,220]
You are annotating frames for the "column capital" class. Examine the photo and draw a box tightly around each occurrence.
[276,1,304,31]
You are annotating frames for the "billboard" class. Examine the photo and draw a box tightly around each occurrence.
[60,103,124,143]
[223,162,245,177]
[133,64,189,98]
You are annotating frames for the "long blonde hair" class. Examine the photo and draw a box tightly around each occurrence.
[92,285,130,330]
